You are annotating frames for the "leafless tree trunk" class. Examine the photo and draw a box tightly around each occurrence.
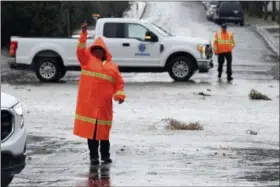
[264,1,269,20]
[272,1,276,21]
[257,2,264,18]
[278,1,280,24]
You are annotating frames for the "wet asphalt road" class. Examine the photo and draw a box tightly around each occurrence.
[1,2,279,186]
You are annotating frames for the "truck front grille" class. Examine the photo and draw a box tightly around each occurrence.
[1,110,13,141]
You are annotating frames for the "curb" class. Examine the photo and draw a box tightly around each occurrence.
[256,25,279,56]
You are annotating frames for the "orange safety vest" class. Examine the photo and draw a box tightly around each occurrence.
[74,32,126,140]
[213,30,235,54]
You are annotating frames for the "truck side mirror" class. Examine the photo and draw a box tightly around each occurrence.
[145,31,158,42]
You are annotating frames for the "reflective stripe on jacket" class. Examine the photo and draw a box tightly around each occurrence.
[74,32,126,140]
[213,30,235,54]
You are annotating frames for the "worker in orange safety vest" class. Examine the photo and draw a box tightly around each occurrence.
[213,23,235,81]
[73,20,126,165]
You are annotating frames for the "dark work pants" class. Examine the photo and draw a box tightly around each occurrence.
[217,52,232,77]
[87,121,110,160]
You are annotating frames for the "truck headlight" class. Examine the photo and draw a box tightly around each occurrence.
[197,45,204,54]
[13,102,23,116]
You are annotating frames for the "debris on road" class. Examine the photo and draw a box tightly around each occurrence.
[246,129,258,135]
[249,89,272,100]
[163,118,203,131]
[193,92,211,96]
[148,171,158,175]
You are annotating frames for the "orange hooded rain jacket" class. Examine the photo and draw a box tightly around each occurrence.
[73,31,126,140]
[213,30,235,54]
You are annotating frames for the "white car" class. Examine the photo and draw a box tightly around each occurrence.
[1,92,27,187]
[206,5,217,21]
[206,1,218,10]
[9,18,213,82]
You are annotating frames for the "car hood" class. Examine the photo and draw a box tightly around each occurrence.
[165,36,210,45]
[1,92,18,108]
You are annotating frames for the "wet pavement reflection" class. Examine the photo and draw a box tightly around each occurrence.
[77,164,111,187]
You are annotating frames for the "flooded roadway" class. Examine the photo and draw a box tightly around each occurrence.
[1,2,279,186]
[1,74,279,186]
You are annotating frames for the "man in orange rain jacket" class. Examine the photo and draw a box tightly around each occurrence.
[213,23,235,81]
[74,21,126,165]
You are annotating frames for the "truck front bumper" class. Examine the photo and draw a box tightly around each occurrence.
[197,58,213,73]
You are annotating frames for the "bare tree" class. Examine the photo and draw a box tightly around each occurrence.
[272,1,276,21]
[264,1,269,20]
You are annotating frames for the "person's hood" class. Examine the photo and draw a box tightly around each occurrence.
[87,37,112,61]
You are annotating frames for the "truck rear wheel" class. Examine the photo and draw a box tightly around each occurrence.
[34,57,63,82]
[167,56,195,81]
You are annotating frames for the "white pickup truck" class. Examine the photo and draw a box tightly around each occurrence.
[9,18,213,82]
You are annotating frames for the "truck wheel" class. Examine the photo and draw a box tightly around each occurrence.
[1,175,14,187]
[167,56,195,81]
[34,57,62,82]
[240,19,244,26]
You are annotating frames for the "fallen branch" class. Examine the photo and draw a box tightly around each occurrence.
[163,118,203,131]
[193,92,211,96]
[249,89,271,100]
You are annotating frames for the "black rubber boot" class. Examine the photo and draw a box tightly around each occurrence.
[218,72,222,79]
[90,157,99,165]
[227,76,233,82]
[102,157,112,164]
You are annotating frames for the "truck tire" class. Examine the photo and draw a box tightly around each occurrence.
[1,175,14,187]
[34,57,63,82]
[240,19,244,26]
[167,56,195,81]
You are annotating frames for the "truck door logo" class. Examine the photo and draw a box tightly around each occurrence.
[135,43,150,56]
[138,43,146,52]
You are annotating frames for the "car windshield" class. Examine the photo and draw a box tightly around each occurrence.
[221,2,242,10]
[209,1,218,5]
[149,23,173,36]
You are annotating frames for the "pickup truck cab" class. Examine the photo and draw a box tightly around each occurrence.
[9,18,213,82]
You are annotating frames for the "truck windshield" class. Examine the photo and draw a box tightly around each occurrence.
[150,23,173,36]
